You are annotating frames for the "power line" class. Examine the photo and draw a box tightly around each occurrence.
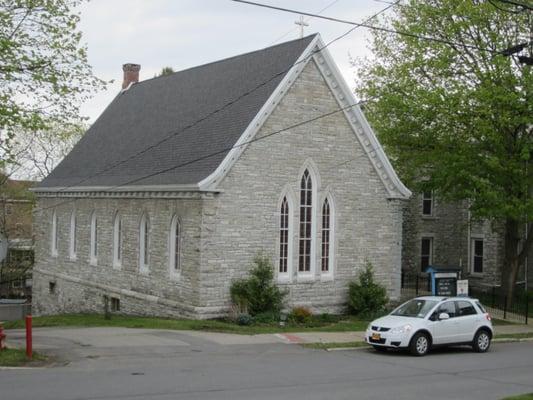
[231,0,503,55]
[270,0,341,45]
[40,1,397,200]
[495,0,533,11]
[36,101,364,212]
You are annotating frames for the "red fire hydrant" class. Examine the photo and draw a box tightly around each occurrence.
[0,323,6,351]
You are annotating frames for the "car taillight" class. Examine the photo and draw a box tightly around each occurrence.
[485,313,491,321]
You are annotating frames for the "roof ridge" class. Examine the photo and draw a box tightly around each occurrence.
[133,33,319,88]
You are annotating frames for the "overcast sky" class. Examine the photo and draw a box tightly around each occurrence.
[78,0,389,122]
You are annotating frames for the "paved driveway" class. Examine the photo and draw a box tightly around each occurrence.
[2,327,533,400]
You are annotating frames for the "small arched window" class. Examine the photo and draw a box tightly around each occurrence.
[299,169,312,272]
[90,211,98,264]
[113,212,122,268]
[51,210,58,256]
[169,215,181,276]
[69,210,76,259]
[139,213,150,272]
[279,197,289,274]
[321,198,331,273]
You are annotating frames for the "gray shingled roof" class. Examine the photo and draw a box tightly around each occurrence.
[38,35,316,189]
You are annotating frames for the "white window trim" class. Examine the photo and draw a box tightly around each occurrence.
[113,212,122,269]
[139,213,150,274]
[277,189,295,283]
[169,214,182,279]
[297,162,320,282]
[90,211,98,266]
[320,193,335,281]
[51,210,58,257]
[470,236,484,275]
[422,191,434,217]
[69,210,76,260]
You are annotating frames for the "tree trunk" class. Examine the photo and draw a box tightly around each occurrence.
[502,219,521,309]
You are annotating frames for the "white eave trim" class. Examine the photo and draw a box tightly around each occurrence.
[198,34,410,200]
[31,183,206,193]
[198,34,322,191]
[310,37,411,200]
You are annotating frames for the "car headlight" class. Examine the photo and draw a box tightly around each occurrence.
[390,324,413,334]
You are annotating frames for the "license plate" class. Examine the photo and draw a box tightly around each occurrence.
[371,333,381,340]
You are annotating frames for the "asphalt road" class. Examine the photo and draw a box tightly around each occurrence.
[2,328,533,400]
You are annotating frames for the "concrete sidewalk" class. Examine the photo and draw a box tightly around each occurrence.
[4,323,533,355]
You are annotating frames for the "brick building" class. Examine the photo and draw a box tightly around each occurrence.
[31,34,410,318]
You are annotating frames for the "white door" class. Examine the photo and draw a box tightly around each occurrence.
[455,301,480,342]
[430,301,459,344]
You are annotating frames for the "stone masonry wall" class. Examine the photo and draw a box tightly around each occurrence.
[32,196,204,317]
[402,193,504,288]
[199,59,405,314]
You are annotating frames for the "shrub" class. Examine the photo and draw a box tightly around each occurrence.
[348,262,389,318]
[253,311,280,324]
[229,254,286,316]
[289,306,313,324]
[236,313,253,326]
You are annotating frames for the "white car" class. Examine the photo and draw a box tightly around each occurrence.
[365,296,493,356]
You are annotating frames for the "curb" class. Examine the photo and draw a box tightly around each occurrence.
[493,337,533,343]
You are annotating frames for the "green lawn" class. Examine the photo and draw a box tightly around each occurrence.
[302,341,367,350]
[0,348,46,367]
[501,394,533,400]
[495,332,533,340]
[3,313,369,335]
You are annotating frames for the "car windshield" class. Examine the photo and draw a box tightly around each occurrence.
[391,299,439,318]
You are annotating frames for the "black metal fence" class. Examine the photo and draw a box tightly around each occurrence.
[469,285,530,324]
[400,271,530,324]
[400,272,432,298]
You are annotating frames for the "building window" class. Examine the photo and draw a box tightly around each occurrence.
[49,281,56,294]
[321,197,331,273]
[69,211,76,259]
[139,213,150,272]
[299,170,312,273]
[111,297,120,312]
[51,210,58,256]
[90,211,98,264]
[471,239,484,274]
[279,197,289,274]
[422,191,433,216]
[113,212,122,268]
[420,237,433,270]
[169,215,181,276]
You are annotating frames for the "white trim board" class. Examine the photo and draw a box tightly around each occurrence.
[199,34,411,200]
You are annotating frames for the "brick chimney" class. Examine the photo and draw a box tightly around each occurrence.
[122,63,141,89]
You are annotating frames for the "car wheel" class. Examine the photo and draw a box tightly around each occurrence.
[373,345,388,352]
[409,332,430,356]
[472,329,491,353]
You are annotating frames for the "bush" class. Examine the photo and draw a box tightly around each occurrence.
[253,311,280,324]
[229,254,286,316]
[289,306,313,324]
[348,262,388,318]
[236,313,253,326]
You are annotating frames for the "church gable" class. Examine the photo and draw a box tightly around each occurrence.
[201,35,410,200]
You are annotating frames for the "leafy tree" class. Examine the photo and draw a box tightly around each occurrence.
[156,66,175,77]
[1,122,85,180]
[355,0,532,303]
[0,0,106,170]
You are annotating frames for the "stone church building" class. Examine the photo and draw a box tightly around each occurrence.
[32,34,411,318]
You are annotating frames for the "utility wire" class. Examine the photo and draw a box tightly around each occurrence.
[231,0,503,55]
[270,0,341,45]
[37,101,365,212]
[37,0,397,203]
[495,0,533,11]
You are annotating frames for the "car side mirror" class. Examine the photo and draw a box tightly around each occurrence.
[439,312,450,321]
